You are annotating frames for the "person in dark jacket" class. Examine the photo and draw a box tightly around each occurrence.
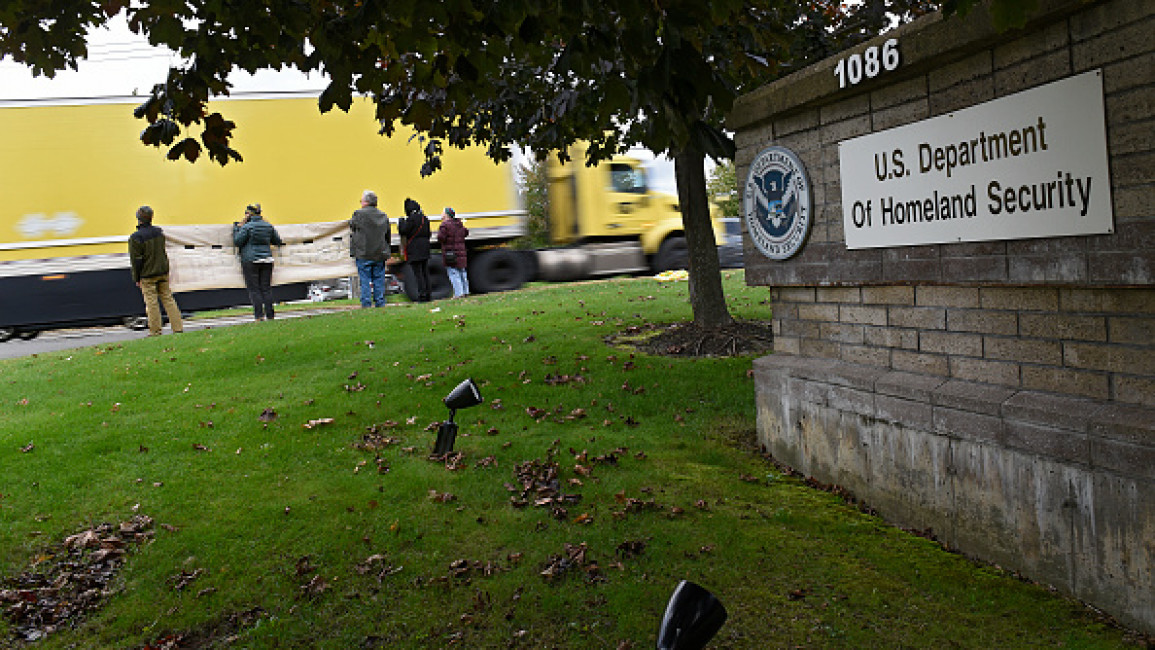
[349,189,392,307]
[129,205,184,336]
[398,197,432,302]
[233,203,284,321]
[437,206,469,298]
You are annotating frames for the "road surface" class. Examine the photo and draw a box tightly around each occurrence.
[0,307,353,361]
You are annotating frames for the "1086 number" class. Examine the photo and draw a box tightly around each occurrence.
[834,38,900,89]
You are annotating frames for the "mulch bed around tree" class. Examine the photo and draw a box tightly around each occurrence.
[607,319,774,358]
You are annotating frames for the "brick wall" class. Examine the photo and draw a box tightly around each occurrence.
[772,286,1155,406]
[734,0,1154,292]
[731,0,1155,407]
[731,0,1155,634]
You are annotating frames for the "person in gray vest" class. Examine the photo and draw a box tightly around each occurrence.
[233,203,283,321]
[349,190,392,307]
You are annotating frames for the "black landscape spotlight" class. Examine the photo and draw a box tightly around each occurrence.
[434,378,483,455]
[656,581,728,650]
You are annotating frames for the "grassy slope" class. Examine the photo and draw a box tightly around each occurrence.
[0,271,1133,648]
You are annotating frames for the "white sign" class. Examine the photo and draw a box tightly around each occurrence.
[839,70,1113,249]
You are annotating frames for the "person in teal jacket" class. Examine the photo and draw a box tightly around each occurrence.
[233,203,284,321]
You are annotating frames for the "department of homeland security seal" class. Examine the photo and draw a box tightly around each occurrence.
[743,146,812,260]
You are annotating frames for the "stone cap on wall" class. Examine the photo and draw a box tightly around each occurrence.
[729,0,1095,131]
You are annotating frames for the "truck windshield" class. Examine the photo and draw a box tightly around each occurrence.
[609,164,648,194]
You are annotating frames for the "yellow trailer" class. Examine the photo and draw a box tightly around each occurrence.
[0,93,732,340]
[0,93,523,338]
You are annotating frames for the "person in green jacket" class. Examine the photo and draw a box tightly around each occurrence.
[233,203,284,321]
[128,205,184,336]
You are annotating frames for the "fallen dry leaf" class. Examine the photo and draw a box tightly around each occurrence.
[616,540,646,559]
[354,554,388,575]
[168,568,204,591]
[299,575,328,598]
[295,556,316,576]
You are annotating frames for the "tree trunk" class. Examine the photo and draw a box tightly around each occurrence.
[674,146,734,328]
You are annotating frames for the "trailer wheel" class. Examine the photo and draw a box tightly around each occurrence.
[427,258,453,300]
[469,249,526,294]
[0,327,14,343]
[654,236,689,272]
[400,261,453,302]
[124,316,149,331]
[16,329,40,341]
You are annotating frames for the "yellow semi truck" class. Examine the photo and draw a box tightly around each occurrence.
[0,93,716,339]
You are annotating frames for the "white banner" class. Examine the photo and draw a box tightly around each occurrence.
[165,221,356,292]
[839,70,1113,249]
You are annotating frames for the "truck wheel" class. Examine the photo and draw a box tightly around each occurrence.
[469,249,526,294]
[426,259,453,300]
[400,262,452,302]
[654,236,689,272]
[0,327,14,343]
[17,329,40,341]
[124,316,149,331]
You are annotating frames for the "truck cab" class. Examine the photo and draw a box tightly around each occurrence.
[547,149,706,273]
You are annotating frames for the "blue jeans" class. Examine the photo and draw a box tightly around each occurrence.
[447,266,469,297]
[356,259,387,307]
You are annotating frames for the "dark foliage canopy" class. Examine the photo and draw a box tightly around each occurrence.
[0,0,1036,327]
[1,0,1032,168]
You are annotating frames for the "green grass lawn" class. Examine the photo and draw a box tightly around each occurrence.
[0,270,1138,648]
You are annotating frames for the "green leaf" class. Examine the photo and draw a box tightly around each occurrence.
[406,100,434,131]
[167,137,200,162]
